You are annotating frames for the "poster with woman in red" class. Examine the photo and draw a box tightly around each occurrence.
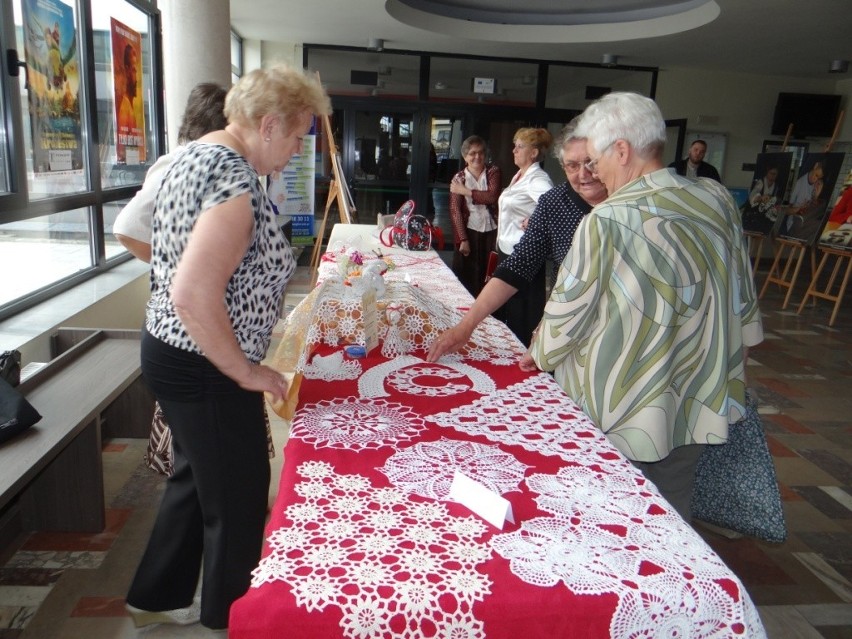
[110,18,146,164]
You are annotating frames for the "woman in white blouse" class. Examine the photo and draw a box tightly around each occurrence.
[494,127,553,345]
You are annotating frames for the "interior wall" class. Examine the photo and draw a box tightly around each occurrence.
[654,66,851,188]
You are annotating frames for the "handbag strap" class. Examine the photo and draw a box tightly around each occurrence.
[379,225,394,247]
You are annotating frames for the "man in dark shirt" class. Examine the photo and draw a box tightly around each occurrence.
[428,120,608,361]
[668,139,722,183]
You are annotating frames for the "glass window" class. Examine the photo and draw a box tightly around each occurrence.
[13,0,89,200]
[545,65,655,110]
[102,197,131,260]
[0,208,94,307]
[231,30,242,81]
[352,110,415,215]
[429,57,538,105]
[91,0,155,189]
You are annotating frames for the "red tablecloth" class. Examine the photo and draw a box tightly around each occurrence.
[229,228,766,639]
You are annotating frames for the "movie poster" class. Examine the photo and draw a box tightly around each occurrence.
[21,0,83,177]
[110,18,146,164]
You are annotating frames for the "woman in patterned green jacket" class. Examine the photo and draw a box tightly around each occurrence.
[522,92,763,519]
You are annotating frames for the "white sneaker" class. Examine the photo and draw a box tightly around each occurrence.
[126,596,201,627]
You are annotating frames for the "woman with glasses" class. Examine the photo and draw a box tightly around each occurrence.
[428,119,606,361]
[522,92,763,520]
[448,136,502,297]
[490,127,553,345]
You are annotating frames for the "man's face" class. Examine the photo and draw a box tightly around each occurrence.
[688,142,706,164]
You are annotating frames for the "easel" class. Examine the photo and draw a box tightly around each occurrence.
[796,245,852,326]
[744,230,766,276]
[758,112,844,309]
[759,237,810,308]
[792,109,850,325]
[309,95,355,276]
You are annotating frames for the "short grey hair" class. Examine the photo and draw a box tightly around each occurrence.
[553,116,583,163]
[574,92,666,159]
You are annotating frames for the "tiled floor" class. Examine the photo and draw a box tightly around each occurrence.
[1,253,851,638]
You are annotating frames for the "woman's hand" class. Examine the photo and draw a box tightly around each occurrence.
[427,325,473,362]
[459,239,470,256]
[450,182,471,197]
[241,362,289,404]
[519,351,540,372]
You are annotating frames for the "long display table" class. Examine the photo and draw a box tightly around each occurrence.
[229,224,766,639]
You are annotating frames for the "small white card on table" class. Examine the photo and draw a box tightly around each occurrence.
[448,470,514,529]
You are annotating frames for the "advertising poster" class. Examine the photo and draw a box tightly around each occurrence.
[267,122,317,246]
[21,0,83,177]
[111,18,146,164]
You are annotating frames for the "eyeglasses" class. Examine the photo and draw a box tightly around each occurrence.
[562,159,591,174]
[584,142,615,174]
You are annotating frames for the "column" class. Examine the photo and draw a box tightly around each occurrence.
[160,0,231,150]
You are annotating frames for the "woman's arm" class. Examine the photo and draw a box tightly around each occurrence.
[470,164,502,206]
[171,193,288,401]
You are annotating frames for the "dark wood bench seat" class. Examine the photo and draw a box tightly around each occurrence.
[0,328,153,548]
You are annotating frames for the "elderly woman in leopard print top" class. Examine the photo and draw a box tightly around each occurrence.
[125,63,330,631]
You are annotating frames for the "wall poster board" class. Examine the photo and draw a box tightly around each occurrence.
[21,0,84,191]
[110,18,146,165]
[268,124,318,246]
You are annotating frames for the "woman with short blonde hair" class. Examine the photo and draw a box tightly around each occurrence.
[126,63,330,631]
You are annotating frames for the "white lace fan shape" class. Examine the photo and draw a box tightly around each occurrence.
[358,355,496,399]
[379,437,529,501]
[250,461,493,639]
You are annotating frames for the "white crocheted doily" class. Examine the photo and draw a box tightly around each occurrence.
[490,463,764,638]
[251,461,493,639]
[289,396,427,451]
[379,437,529,501]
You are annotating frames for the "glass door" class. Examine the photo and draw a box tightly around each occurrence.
[351,109,415,220]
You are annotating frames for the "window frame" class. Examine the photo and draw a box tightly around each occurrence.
[0,0,165,320]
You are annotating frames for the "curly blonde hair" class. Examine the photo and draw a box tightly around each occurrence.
[224,62,331,132]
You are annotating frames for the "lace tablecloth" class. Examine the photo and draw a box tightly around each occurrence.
[229,224,766,639]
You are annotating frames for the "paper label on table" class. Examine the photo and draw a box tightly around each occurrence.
[360,287,379,353]
[448,470,514,529]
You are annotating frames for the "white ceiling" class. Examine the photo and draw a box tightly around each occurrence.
[229,0,850,81]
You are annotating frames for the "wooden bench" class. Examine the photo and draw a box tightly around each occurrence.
[0,328,153,549]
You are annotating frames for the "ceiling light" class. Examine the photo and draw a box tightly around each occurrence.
[433,81,446,90]
[368,38,384,51]
[602,54,618,67]
[829,59,849,73]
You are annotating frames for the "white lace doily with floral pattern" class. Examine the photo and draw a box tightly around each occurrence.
[251,461,493,639]
[379,437,529,501]
[490,464,765,638]
[289,396,427,450]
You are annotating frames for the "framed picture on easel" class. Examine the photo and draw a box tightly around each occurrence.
[772,152,845,245]
[741,152,793,236]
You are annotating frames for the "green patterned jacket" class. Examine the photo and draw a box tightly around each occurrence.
[531,168,763,462]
